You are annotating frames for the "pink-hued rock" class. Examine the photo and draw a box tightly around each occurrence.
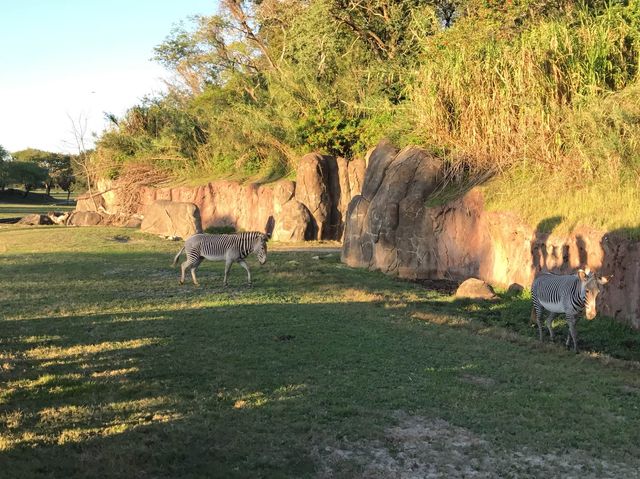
[77,152,363,242]
[455,278,497,300]
[341,141,640,329]
[272,199,312,242]
[295,152,332,240]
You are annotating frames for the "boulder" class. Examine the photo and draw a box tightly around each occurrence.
[140,200,202,239]
[342,142,443,275]
[507,283,525,296]
[66,211,104,226]
[123,216,143,228]
[18,214,54,226]
[75,193,105,212]
[294,152,332,240]
[272,200,312,242]
[455,278,497,300]
[273,180,296,207]
[347,157,366,198]
[361,140,398,201]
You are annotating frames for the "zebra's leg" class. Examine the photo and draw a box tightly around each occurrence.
[223,259,233,287]
[179,260,191,285]
[566,315,579,353]
[534,307,544,341]
[545,312,556,341]
[190,257,203,286]
[238,259,252,286]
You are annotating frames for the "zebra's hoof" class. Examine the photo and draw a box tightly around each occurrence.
[179,281,184,286]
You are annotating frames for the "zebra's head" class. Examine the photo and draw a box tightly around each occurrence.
[253,233,269,265]
[578,268,610,320]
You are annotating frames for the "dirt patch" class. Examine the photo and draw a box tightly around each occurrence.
[314,412,639,478]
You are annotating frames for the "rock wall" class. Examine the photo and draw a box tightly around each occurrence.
[342,141,640,329]
[81,153,365,242]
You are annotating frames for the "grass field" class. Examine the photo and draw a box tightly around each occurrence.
[0,190,76,219]
[1,226,640,478]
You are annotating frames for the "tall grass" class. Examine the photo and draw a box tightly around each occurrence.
[409,2,640,233]
[411,2,640,172]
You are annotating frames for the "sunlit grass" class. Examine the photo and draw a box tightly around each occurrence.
[1,225,639,477]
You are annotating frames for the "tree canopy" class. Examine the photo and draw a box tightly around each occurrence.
[92,0,640,188]
[12,148,75,196]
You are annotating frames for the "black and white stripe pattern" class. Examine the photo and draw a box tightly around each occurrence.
[531,270,606,352]
[173,231,269,286]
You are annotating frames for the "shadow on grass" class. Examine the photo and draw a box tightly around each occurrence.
[3,247,640,477]
[6,297,640,470]
[3,301,640,478]
[418,290,640,362]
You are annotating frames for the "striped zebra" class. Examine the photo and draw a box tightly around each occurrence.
[531,268,609,352]
[173,218,274,287]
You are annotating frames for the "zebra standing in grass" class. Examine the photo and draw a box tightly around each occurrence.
[173,217,275,287]
[531,268,609,353]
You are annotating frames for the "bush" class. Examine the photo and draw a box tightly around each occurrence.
[204,225,236,234]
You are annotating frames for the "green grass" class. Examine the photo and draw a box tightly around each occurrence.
[1,226,640,478]
[0,189,76,219]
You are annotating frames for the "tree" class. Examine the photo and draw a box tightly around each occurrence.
[12,148,72,196]
[0,145,10,190]
[56,170,76,202]
[4,161,48,196]
[68,114,99,209]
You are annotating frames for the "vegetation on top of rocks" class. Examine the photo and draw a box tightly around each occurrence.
[87,0,640,235]
[204,225,236,234]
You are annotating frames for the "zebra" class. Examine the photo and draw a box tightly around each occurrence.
[531,268,609,353]
[173,218,275,287]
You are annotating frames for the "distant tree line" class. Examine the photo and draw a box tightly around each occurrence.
[0,145,77,200]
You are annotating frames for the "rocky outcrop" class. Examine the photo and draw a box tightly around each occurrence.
[295,153,332,240]
[86,152,364,241]
[140,200,202,239]
[342,141,640,329]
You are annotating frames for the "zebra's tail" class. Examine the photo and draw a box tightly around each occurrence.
[530,307,537,324]
[172,247,185,267]
[265,215,275,240]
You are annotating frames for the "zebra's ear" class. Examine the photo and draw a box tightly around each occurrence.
[264,215,275,240]
[598,275,610,285]
[577,269,587,281]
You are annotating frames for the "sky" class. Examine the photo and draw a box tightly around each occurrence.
[0,0,218,154]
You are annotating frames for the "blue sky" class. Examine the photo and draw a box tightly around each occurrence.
[0,0,218,153]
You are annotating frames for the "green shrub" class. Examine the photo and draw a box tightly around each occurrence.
[204,225,236,234]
